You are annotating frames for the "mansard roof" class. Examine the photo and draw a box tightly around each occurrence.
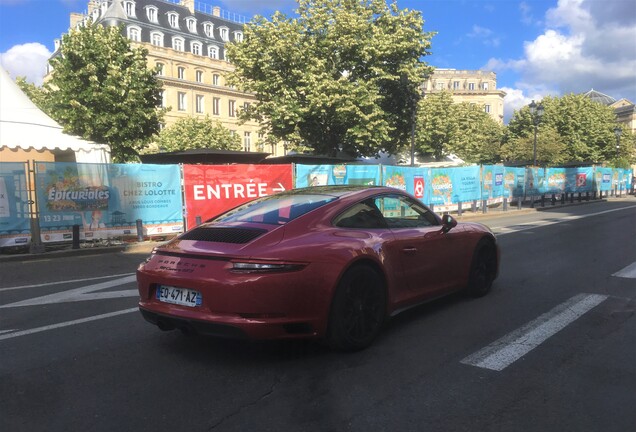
[582,89,616,106]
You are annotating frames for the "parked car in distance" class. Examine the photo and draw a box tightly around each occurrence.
[137,186,499,351]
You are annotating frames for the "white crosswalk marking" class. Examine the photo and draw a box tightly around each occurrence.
[612,262,636,279]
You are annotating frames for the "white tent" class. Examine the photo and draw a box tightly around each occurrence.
[0,66,111,163]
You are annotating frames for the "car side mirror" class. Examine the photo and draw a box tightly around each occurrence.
[441,214,457,233]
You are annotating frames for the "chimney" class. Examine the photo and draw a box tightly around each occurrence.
[181,0,195,14]
[213,6,221,17]
[70,12,84,29]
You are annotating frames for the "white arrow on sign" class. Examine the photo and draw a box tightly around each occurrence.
[272,183,286,193]
[0,275,137,309]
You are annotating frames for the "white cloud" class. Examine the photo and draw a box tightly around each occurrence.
[487,0,636,112]
[0,43,51,85]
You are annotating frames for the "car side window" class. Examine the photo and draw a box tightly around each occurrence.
[334,199,388,229]
[374,195,438,229]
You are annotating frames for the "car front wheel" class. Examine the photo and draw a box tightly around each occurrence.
[467,241,497,297]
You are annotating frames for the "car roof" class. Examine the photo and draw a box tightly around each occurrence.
[278,185,394,198]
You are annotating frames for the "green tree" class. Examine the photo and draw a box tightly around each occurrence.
[226,0,434,157]
[415,92,503,163]
[501,126,567,166]
[507,94,624,165]
[154,116,241,152]
[450,102,503,164]
[15,77,51,114]
[47,23,164,162]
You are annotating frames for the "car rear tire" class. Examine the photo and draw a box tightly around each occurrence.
[327,265,386,351]
[467,240,497,297]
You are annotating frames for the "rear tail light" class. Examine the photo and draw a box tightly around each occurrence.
[230,260,306,273]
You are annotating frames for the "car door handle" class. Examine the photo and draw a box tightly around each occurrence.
[402,247,417,255]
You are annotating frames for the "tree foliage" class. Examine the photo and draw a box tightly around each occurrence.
[15,77,51,114]
[415,92,503,163]
[506,94,631,165]
[226,0,434,157]
[47,23,164,162]
[154,116,242,152]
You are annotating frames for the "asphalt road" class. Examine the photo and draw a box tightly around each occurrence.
[1,197,635,432]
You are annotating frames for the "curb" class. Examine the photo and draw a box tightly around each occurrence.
[0,241,161,263]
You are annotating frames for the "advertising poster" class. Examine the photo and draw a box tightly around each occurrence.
[565,167,594,193]
[429,166,481,209]
[525,167,546,195]
[544,168,567,194]
[183,164,293,229]
[482,165,505,200]
[595,167,613,192]
[503,167,526,198]
[382,166,431,204]
[295,164,380,188]
[35,162,183,242]
[0,163,30,247]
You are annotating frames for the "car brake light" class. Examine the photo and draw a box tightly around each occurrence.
[230,260,306,273]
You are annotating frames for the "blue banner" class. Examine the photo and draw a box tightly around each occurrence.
[430,166,481,206]
[504,167,526,198]
[0,162,30,247]
[595,167,614,192]
[564,167,594,193]
[35,162,183,241]
[482,165,505,199]
[295,164,380,188]
[382,166,431,203]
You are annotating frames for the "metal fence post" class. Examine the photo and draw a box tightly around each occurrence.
[136,219,144,242]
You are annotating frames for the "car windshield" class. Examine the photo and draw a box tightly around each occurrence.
[211,193,337,225]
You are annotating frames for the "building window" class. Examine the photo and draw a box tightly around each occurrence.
[234,31,243,42]
[195,70,203,82]
[219,27,229,41]
[203,22,214,38]
[243,102,250,112]
[150,31,163,47]
[127,26,141,42]
[453,81,460,90]
[436,82,444,90]
[208,45,219,59]
[160,90,166,108]
[146,6,158,23]
[212,74,220,86]
[482,82,489,91]
[191,41,202,56]
[468,82,475,91]
[167,12,179,29]
[124,1,136,17]
[178,92,186,111]
[156,62,164,76]
[177,67,185,80]
[196,95,204,113]
[172,37,184,52]
[228,100,236,117]
[244,132,251,151]
[186,17,197,33]
[213,97,220,115]
[484,104,491,113]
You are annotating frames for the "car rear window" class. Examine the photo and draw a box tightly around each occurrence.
[211,194,337,225]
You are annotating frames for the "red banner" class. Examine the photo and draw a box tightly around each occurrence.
[183,164,293,229]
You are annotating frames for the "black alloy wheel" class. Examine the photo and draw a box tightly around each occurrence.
[467,241,497,297]
[327,265,386,351]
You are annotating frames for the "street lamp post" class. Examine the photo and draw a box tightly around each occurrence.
[529,100,544,166]
[410,82,424,167]
[614,126,622,158]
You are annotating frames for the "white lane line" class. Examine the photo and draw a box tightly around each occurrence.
[0,308,138,341]
[0,273,135,293]
[0,329,16,335]
[493,204,636,235]
[0,275,137,308]
[461,293,608,371]
[612,262,636,279]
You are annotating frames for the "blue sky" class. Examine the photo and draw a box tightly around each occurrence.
[1,0,635,122]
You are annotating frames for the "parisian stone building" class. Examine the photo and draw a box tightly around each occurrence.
[49,0,283,155]
[425,69,506,124]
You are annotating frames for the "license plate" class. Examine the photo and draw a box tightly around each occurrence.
[156,285,202,307]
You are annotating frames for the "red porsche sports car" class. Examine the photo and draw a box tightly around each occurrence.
[137,186,499,350]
